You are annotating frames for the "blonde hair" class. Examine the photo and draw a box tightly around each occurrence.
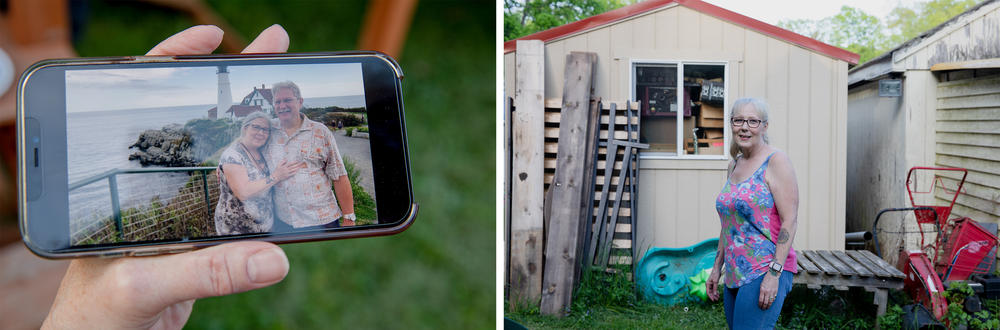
[728,97,770,159]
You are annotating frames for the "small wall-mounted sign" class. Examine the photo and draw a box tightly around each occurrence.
[879,79,902,97]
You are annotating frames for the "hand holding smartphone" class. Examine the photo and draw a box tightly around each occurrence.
[17,27,416,259]
[40,25,416,330]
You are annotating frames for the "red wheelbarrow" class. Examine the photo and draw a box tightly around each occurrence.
[871,167,998,321]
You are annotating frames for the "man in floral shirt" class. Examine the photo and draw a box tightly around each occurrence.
[265,81,356,229]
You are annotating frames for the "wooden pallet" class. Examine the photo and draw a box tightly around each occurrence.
[793,250,905,317]
[543,100,641,269]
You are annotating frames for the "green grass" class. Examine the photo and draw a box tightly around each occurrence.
[508,280,889,329]
[75,1,494,328]
[342,157,375,224]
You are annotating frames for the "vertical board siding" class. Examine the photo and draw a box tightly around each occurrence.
[587,28,611,100]
[524,5,845,251]
[632,14,655,47]
[544,40,566,102]
[833,61,848,250]
[935,74,1000,224]
[699,15,724,51]
[653,7,679,51]
[699,170,724,240]
[808,55,833,250]
[677,7,700,50]
[765,37,790,148]
[609,22,631,102]
[721,21,745,98]
[786,46,811,244]
[743,31,768,98]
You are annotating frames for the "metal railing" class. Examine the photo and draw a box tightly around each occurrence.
[69,166,216,241]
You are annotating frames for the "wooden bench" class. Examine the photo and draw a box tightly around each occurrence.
[792,250,905,317]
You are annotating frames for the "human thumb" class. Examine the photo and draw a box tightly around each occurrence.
[137,241,289,311]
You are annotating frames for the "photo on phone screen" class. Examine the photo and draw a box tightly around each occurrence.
[64,63,376,246]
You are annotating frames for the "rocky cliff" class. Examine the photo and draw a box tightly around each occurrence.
[128,124,198,167]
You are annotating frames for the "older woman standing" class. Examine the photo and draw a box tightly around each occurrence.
[705,98,799,329]
[215,111,303,235]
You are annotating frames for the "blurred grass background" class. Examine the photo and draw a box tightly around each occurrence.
[73,0,495,328]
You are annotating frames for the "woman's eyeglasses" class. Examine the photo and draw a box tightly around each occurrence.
[731,118,764,128]
[247,124,270,133]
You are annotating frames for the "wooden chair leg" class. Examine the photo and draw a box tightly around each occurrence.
[358,0,418,58]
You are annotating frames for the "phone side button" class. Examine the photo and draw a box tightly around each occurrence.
[165,247,194,254]
[99,251,128,258]
[131,249,162,257]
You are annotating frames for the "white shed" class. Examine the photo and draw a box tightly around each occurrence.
[504,0,859,253]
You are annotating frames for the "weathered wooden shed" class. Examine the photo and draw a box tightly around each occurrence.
[504,0,859,254]
[846,0,1000,260]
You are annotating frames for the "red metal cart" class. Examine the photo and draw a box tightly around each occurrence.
[872,167,998,321]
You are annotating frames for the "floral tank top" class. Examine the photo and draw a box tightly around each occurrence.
[715,152,797,288]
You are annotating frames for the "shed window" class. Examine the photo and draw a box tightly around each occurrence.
[632,62,727,158]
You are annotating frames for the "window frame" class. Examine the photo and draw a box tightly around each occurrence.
[629,59,729,160]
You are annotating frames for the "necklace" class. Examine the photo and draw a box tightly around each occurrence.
[240,142,268,173]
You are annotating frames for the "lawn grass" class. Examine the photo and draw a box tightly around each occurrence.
[507,282,883,329]
[511,302,730,329]
[75,1,494,328]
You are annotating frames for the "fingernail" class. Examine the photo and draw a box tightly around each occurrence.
[247,247,289,284]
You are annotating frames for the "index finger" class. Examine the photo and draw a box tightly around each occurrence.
[146,25,224,56]
[242,24,290,54]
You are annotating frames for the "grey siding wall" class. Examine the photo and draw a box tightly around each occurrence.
[846,81,906,260]
[935,73,1000,223]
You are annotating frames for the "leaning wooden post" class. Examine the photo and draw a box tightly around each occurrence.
[540,52,595,316]
[509,40,545,306]
[572,94,600,294]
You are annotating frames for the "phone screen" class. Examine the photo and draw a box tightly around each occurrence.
[63,63,379,246]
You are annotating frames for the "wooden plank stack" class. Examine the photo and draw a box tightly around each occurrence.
[543,101,642,271]
[505,46,645,316]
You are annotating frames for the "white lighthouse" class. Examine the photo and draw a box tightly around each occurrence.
[216,65,233,119]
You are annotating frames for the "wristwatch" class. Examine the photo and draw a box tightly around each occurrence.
[768,261,783,275]
[343,213,356,221]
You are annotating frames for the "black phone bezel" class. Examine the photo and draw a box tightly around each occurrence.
[17,52,415,258]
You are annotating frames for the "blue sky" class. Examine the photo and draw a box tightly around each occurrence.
[65,62,364,113]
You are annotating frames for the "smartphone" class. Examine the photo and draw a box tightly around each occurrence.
[17,52,416,258]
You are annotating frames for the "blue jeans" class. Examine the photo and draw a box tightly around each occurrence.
[723,271,794,330]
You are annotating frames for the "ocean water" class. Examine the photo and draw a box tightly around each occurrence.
[67,104,211,232]
[67,96,367,233]
[304,95,366,109]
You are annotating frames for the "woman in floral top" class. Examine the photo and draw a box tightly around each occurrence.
[214,112,303,235]
[706,98,799,329]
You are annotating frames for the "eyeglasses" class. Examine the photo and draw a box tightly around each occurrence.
[731,118,764,128]
[274,97,299,105]
[247,124,270,133]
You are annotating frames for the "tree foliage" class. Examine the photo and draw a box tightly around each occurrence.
[886,0,979,45]
[504,0,633,41]
[778,0,981,64]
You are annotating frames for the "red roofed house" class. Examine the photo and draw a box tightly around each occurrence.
[207,84,275,119]
[241,84,274,114]
[504,0,858,252]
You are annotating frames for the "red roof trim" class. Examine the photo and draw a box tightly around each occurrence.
[503,0,859,65]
